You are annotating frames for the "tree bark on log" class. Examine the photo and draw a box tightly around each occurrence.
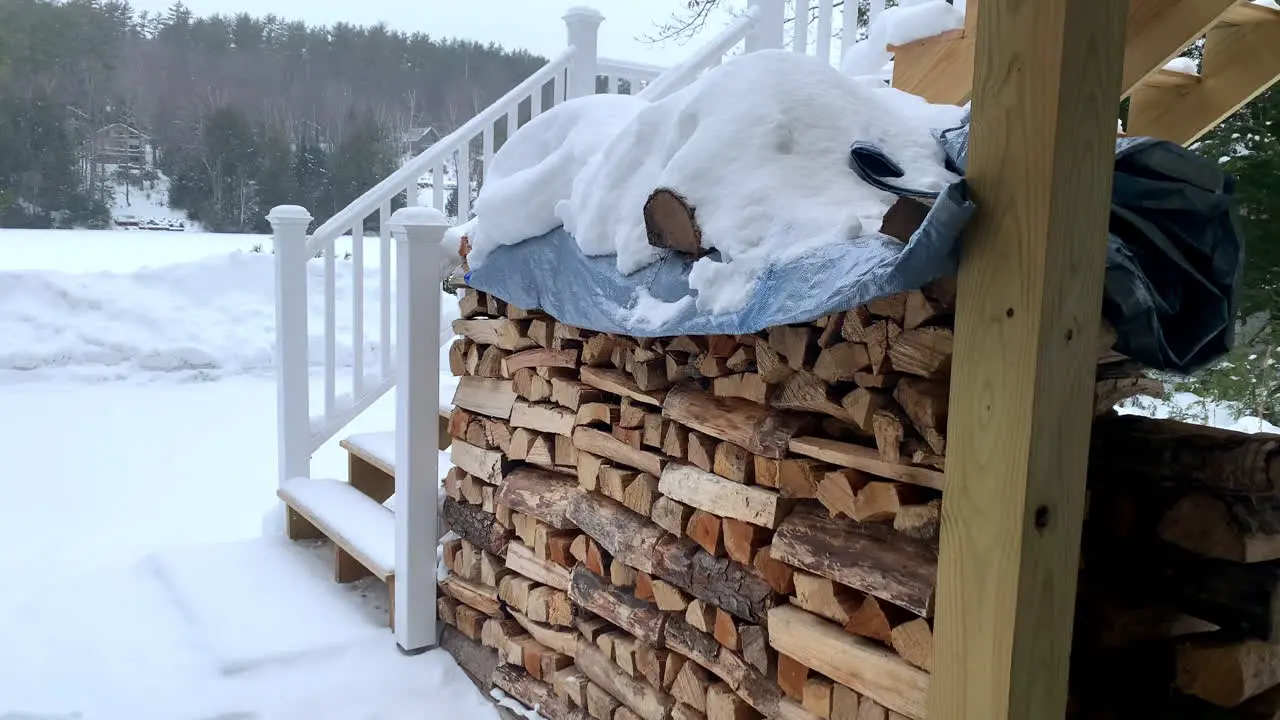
[569,566,667,646]
[1158,492,1280,563]
[1091,414,1280,495]
[663,382,814,459]
[441,625,499,692]
[443,497,513,556]
[772,503,937,617]
[644,188,706,257]
[493,664,590,720]
[567,489,667,575]
[497,466,580,530]
[653,533,776,624]
[576,636,677,720]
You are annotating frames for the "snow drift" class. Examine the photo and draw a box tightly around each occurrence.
[0,249,461,382]
[468,50,962,315]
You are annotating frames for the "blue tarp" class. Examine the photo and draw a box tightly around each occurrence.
[468,111,1243,374]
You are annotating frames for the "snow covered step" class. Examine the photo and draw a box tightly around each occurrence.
[278,477,396,582]
[342,431,396,478]
[1222,0,1280,25]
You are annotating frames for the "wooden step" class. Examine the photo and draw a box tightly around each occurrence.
[342,431,396,478]
[279,476,395,574]
[1219,0,1280,26]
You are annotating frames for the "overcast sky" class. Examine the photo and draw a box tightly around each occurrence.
[126,0,734,65]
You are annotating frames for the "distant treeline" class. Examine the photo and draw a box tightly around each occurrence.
[0,0,545,231]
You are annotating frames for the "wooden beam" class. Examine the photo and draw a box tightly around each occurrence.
[1127,7,1280,145]
[930,1,1128,719]
[890,0,1236,105]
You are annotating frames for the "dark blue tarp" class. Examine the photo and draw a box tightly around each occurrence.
[468,111,1242,374]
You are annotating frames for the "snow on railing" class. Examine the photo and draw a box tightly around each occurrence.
[598,57,667,94]
[640,0,890,102]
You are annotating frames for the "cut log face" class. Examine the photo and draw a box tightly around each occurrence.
[645,188,706,257]
[453,376,519,420]
[1158,492,1280,564]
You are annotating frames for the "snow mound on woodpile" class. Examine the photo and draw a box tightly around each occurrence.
[561,50,961,313]
[467,93,647,267]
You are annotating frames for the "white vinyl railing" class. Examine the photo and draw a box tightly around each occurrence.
[640,0,890,102]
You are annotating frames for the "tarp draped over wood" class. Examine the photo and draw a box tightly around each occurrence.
[467,110,1242,374]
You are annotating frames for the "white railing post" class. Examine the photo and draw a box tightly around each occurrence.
[390,207,447,652]
[564,6,604,99]
[746,0,785,51]
[269,205,313,499]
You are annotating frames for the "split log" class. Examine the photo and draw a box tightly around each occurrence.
[493,664,589,720]
[453,376,519,420]
[498,467,580,530]
[707,683,756,720]
[653,495,695,537]
[768,326,816,371]
[853,482,932,524]
[514,368,554,402]
[891,379,948,432]
[1158,493,1280,563]
[574,427,666,476]
[653,534,776,623]
[870,411,905,464]
[645,188,705,256]
[778,653,809,700]
[713,442,753,484]
[753,544,796,594]
[788,437,945,491]
[569,566,666,646]
[687,432,718,473]
[793,571,862,626]
[813,343,872,383]
[802,676,834,719]
[582,366,668,406]
[506,542,572,591]
[739,625,770,677]
[567,489,667,575]
[893,500,942,542]
[681,510,723,557]
[755,343,795,383]
[511,610,578,658]
[444,497,513,556]
[1090,414,1280,495]
[663,383,814,459]
[577,402,620,428]
[511,401,577,437]
[453,318,537,351]
[577,636,677,720]
[903,290,945,330]
[440,575,503,617]
[889,618,933,672]
[1094,375,1164,415]
[772,503,937,617]
[658,463,794,529]
[768,605,929,720]
[722,518,770,565]
[886,327,952,379]
[1177,637,1280,708]
[504,348,581,375]
[450,438,509,481]
[816,469,870,520]
[587,681,623,720]
[713,373,769,404]
[770,371,850,421]
[625,473,661,517]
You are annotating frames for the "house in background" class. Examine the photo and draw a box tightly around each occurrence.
[90,123,150,165]
[401,127,439,157]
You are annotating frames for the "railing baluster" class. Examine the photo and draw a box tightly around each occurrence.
[380,200,392,381]
[532,83,544,118]
[793,0,810,54]
[483,126,495,173]
[457,145,472,222]
[351,218,365,396]
[842,0,858,55]
[432,164,446,213]
[324,241,336,420]
[615,75,624,94]
[869,0,885,25]
[506,109,517,139]
[405,179,418,207]
[817,0,833,64]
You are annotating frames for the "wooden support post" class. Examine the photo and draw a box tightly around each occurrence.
[930,1,1128,719]
[391,207,449,652]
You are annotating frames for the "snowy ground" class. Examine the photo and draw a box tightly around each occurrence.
[0,229,493,720]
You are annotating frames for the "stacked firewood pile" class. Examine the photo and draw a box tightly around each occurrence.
[432,282,1274,719]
